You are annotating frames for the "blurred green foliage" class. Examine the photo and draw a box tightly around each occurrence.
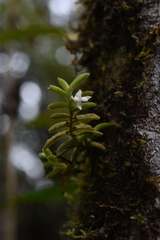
[0,25,63,42]
[1,182,75,211]
[0,0,75,239]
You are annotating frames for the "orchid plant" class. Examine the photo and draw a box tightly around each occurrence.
[39,73,112,194]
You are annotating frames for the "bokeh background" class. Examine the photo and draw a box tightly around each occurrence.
[0,0,79,239]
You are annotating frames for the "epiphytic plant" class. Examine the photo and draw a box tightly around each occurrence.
[39,73,112,193]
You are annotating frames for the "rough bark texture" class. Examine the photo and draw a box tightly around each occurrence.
[135,0,160,175]
[66,0,160,239]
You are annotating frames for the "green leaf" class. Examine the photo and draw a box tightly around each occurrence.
[48,121,68,133]
[50,113,70,120]
[89,141,106,151]
[75,129,103,137]
[94,122,113,130]
[76,113,100,122]
[48,102,68,110]
[82,91,93,96]
[74,124,93,130]
[46,163,67,178]
[77,134,91,143]
[43,161,55,169]
[43,148,52,157]
[57,138,78,156]
[39,150,58,164]
[49,108,69,114]
[46,169,61,178]
[77,132,101,143]
[39,152,46,158]
[57,162,68,171]
[49,119,68,126]
[48,85,68,98]
[82,102,96,110]
[58,77,69,91]
[73,125,102,136]
[43,130,69,149]
[70,147,79,162]
[68,73,90,92]
[48,155,59,165]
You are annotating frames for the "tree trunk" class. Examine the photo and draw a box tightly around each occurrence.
[67,0,160,239]
[0,1,19,239]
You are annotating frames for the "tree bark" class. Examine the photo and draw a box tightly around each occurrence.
[135,0,160,176]
[0,1,19,239]
[67,0,160,239]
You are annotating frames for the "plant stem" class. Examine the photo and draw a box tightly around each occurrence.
[67,97,76,139]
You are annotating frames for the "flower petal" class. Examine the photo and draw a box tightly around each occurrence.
[72,90,91,110]
[81,96,91,102]
[74,96,80,101]
[77,101,82,110]
[75,89,82,98]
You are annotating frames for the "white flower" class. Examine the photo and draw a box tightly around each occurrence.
[71,89,91,110]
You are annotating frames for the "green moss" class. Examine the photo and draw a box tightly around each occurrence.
[66,0,160,239]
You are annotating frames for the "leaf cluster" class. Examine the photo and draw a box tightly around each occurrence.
[39,73,112,193]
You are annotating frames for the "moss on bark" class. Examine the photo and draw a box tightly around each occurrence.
[66,1,160,239]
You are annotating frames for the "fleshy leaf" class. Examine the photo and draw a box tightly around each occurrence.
[58,77,69,91]
[94,122,113,130]
[43,148,52,157]
[48,108,69,114]
[46,170,60,179]
[57,138,78,156]
[43,130,69,149]
[46,169,61,178]
[46,163,67,179]
[75,129,102,137]
[77,133,92,143]
[70,147,80,162]
[39,152,46,158]
[48,155,59,165]
[48,102,68,109]
[39,72,109,191]
[89,141,106,151]
[74,124,93,130]
[48,122,68,133]
[50,113,70,120]
[68,73,90,92]
[82,91,93,96]
[82,102,96,110]
[48,85,68,98]
[76,113,100,122]
[43,161,55,169]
